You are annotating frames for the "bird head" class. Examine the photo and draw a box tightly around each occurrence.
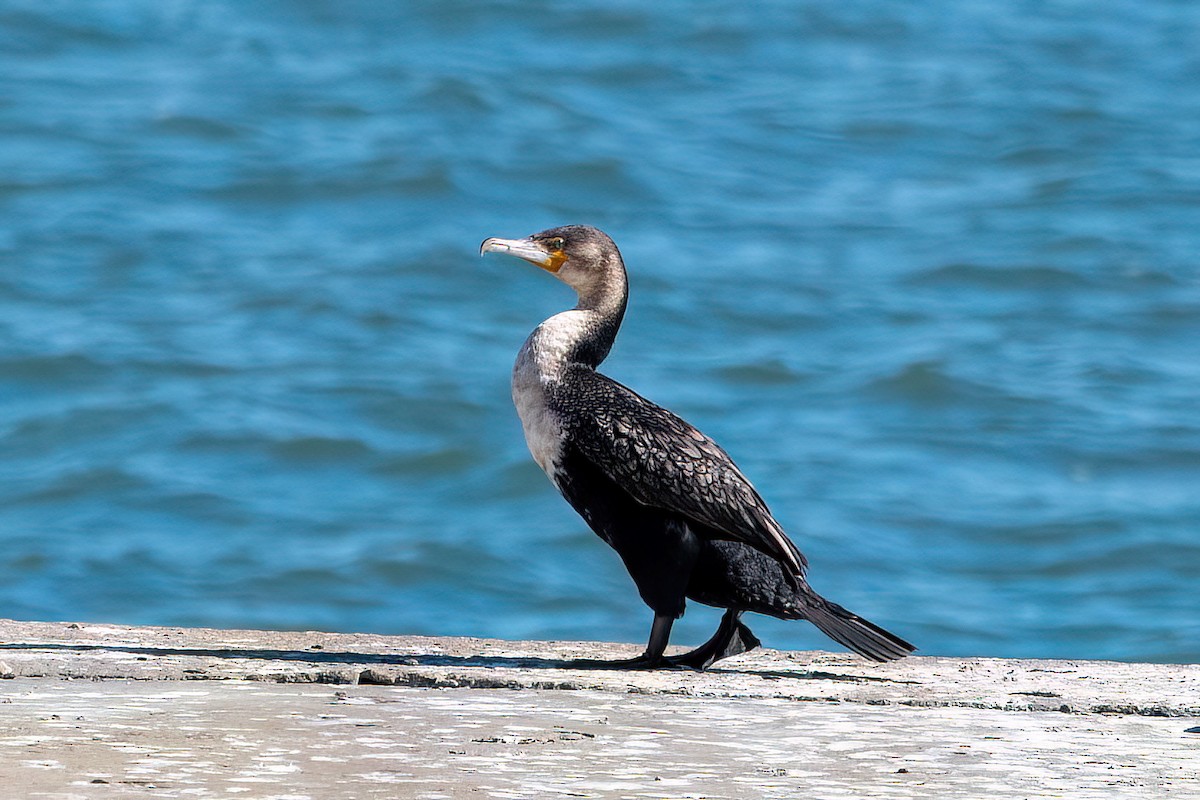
[480,225,625,302]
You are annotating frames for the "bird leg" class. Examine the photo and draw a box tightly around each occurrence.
[642,612,675,664]
[563,612,761,671]
[668,609,762,670]
[564,613,678,670]
[606,613,677,668]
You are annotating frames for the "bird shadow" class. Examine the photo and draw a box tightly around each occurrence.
[0,641,915,684]
[731,667,920,685]
[0,641,573,670]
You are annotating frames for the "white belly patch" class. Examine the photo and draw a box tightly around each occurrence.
[512,311,592,485]
[513,376,562,482]
[512,341,564,483]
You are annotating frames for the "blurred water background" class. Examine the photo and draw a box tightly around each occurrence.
[2,1,1198,662]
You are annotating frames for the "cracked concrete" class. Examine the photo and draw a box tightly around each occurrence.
[1,619,1197,798]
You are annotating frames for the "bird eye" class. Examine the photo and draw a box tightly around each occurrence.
[548,237,565,251]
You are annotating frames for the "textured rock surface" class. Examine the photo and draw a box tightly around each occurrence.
[1,619,1197,798]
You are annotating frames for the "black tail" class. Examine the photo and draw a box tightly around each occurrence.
[801,591,915,662]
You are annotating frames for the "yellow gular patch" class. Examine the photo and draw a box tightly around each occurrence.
[545,249,568,273]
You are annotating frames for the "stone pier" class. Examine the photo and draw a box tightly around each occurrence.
[0,619,1196,798]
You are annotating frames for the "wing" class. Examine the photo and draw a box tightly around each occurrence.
[554,367,808,579]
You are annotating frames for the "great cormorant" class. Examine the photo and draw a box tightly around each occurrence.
[481,225,914,669]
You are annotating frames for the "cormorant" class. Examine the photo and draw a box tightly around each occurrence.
[481,225,914,669]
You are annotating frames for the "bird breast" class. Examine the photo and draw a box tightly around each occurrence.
[512,312,590,483]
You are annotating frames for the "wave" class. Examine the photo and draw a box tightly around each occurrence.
[905,263,1090,290]
[860,359,1036,409]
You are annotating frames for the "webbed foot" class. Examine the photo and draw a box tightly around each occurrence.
[669,610,762,670]
[562,653,683,670]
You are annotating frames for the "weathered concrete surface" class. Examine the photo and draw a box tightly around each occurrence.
[1,619,1197,799]
[2,619,1196,715]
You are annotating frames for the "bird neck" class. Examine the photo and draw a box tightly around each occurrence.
[566,298,626,371]
[569,263,627,369]
[524,271,627,379]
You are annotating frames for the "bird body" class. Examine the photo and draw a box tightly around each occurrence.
[482,225,914,668]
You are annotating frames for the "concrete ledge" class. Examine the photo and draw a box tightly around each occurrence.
[2,619,1196,714]
[1,619,1197,798]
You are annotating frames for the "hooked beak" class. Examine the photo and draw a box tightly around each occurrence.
[479,236,565,273]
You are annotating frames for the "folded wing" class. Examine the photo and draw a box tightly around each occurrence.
[556,367,808,581]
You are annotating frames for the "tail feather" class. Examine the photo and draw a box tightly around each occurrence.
[801,592,915,662]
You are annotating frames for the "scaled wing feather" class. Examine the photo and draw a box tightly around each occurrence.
[556,368,808,578]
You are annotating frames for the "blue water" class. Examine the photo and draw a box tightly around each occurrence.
[2,2,1198,663]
